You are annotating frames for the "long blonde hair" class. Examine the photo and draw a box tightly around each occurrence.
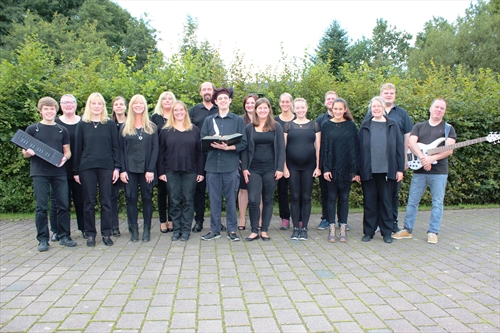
[122,94,155,136]
[165,101,193,131]
[153,91,176,116]
[82,92,108,123]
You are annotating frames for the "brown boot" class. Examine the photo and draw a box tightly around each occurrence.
[339,224,347,243]
[328,224,336,243]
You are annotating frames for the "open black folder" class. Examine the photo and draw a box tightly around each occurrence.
[201,133,242,151]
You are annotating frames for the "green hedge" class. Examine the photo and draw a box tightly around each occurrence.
[1,38,499,213]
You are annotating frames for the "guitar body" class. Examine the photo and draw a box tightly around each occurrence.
[407,138,446,170]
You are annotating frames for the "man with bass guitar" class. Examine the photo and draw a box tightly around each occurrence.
[392,98,456,244]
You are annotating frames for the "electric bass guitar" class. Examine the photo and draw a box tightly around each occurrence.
[407,133,499,171]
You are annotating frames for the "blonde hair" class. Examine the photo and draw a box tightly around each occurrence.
[82,92,108,123]
[324,91,338,100]
[293,97,308,108]
[153,91,176,116]
[380,83,396,93]
[122,94,155,136]
[165,101,193,131]
[280,92,294,113]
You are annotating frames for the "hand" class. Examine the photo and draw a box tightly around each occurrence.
[74,175,80,184]
[243,170,250,184]
[353,175,360,183]
[196,175,204,182]
[424,164,432,171]
[58,156,68,168]
[145,172,154,184]
[22,148,35,157]
[112,169,119,184]
[275,170,283,180]
[159,174,167,182]
[211,142,230,150]
[313,168,321,178]
[404,160,409,171]
[396,171,404,182]
[283,167,290,178]
[324,172,332,181]
[120,172,129,184]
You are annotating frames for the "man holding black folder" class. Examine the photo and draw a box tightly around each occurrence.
[200,88,247,241]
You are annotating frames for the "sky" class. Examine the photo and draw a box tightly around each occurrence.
[114,0,472,72]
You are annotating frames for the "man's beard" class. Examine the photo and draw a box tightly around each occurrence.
[203,94,212,102]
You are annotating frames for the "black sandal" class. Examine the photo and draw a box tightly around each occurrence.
[238,226,246,230]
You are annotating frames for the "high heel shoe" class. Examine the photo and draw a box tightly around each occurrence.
[160,222,168,233]
[245,234,259,242]
[167,221,173,232]
[238,225,246,231]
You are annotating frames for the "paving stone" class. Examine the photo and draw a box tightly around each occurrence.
[274,309,302,325]
[59,314,93,330]
[84,321,114,332]
[170,313,196,329]
[197,305,221,319]
[123,299,150,313]
[247,303,273,317]
[385,318,420,332]
[197,320,223,332]
[333,321,365,332]
[433,316,474,332]
[303,315,335,332]
[223,311,250,327]
[116,313,145,329]
[249,317,279,332]
[400,310,436,326]
[92,307,123,321]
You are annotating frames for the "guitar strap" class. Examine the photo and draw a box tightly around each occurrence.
[444,122,451,141]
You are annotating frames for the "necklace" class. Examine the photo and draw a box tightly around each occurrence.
[137,127,143,140]
[92,121,99,128]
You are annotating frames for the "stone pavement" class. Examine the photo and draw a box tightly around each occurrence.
[0,208,499,333]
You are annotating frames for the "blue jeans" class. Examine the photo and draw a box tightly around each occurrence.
[206,170,239,233]
[404,173,448,234]
[167,171,197,235]
[247,169,278,233]
[33,176,69,242]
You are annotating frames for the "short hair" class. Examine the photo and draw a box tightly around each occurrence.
[154,91,176,116]
[82,92,108,123]
[122,94,155,136]
[242,94,258,125]
[324,91,338,100]
[380,83,396,93]
[37,97,59,112]
[369,96,386,110]
[431,98,447,107]
[332,98,353,121]
[166,101,193,131]
[111,96,127,122]
[280,92,294,113]
[200,82,215,92]
[252,98,276,131]
[60,94,76,104]
[293,97,308,108]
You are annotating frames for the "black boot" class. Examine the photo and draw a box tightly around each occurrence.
[142,224,151,242]
[129,225,139,242]
[192,222,203,233]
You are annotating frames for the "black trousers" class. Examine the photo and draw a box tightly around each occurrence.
[288,169,314,229]
[362,173,395,237]
[276,177,290,220]
[80,168,113,237]
[125,172,153,227]
[50,176,84,233]
[193,178,207,224]
[157,179,172,223]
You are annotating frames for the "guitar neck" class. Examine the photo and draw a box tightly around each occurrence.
[427,137,487,155]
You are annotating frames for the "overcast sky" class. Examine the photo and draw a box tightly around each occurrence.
[114,0,472,72]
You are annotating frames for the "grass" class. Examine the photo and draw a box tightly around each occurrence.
[1,204,498,221]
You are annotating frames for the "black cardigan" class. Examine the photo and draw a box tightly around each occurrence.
[241,122,285,172]
[358,116,404,181]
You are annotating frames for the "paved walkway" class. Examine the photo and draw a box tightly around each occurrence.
[0,208,499,332]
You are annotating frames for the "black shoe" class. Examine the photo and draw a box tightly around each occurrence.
[291,228,300,240]
[160,222,168,233]
[129,225,139,242]
[102,236,114,246]
[180,234,190,241]
[142,225,151,242]
[59,236,77,247]
[82,231,88,239]
[361,235,373,242]
[51,233,59,242]
[87,236,95,247]
[201,232,220,241]
[227,232,240,242]
[171,233,181,241]
[261,234,271,241]
[192,222,203,233]
[38,241,49,252]
[245,234,260,242]
[221,224,227,231]
[112,228,121,237]
[383,235,393,243]
[299,229,308,241]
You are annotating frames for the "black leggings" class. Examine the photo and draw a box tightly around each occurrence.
[288,169,314,229]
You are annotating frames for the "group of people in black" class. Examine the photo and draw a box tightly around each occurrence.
[23,82,456,252]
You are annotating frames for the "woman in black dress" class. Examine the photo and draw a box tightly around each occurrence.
[73,92,120,247]
[158,101,205,241]
[283,98,321,241]
[119,94,158,242]
[320,98,359,243]
[151,91,176,233]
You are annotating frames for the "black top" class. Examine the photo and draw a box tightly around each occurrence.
[73,120,120,174]
[283,121,320,171]
[412,120,456,175]
[158,126,205,175]
[150,113,168,133]
[241,123,285,173]
[250,130,275,172]
[118,123,158,176]
[320,120,359,189]
[189,103,219,130]
[25,122,69,177]
[55,118,78,177]
[315,111,333,128]
[274,114,296,129]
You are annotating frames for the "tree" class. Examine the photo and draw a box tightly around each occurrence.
[313,20,350,76]
[370,19,412,69]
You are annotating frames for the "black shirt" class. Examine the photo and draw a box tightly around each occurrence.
[55,118,78,177]
[189,103,219,130]
[159,126,205,175]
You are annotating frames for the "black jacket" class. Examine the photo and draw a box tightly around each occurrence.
[241,123,285,172]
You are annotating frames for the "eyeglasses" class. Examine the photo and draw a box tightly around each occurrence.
[61,101,76,105]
